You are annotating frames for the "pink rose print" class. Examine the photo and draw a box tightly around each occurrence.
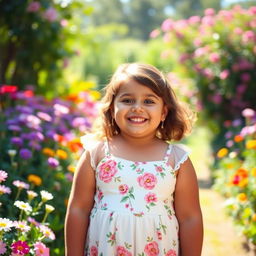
[144,241,159,256]
[97,187,103,201]
[156,230,162,240]
[98,160,118,183]
[137,173,157,190]
[155,166,163,173]
[165,249,177,256]
[145,192,157,203]
[90,245,98,256]
[119,184,129,194]
[116,246,132,256]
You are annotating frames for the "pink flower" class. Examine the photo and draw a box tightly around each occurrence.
[34,242,49,256]
[204,8,215,16]
[211,93,222,104]
[118,184,129,194]
[156,230,162,240]
[242,30,256,44]
[26,1,41,12]
[0,170,8,183]
[97,188,103,201]
[0,185,11,195]
[219,69,230,80]
[188,16,200,25]
[155,166,163,173]
[116,246,132,256]
[144,241,159,256]
[137,173,157,190]
[13,180,29,189]
[11,240,30,255]
[209,52,220,63]
[242,108,255,118]
[241,73,251,82]
[165,249,177,256]
[90,245,98,256]
[150,29,160,38]
[98,160,118,183]
[145,192,157,203]
[161,19,174,32]
[43,7,58,22]
[0,240,7,254]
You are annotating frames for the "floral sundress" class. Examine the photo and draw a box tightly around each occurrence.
[83,140,189,256]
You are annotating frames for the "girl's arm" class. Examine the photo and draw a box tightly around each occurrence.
[65,150,96,256]
[174,157,203,256]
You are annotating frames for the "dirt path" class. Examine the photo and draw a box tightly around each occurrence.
[188,127,254,256]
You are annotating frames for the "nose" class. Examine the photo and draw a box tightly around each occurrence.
[131,102,143,112]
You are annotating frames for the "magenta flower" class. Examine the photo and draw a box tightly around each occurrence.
[19,148,32,160]
[47,157,59,168]
[0,170,8,183]
[34,242,50,256]
[11,240,30,255]
[26,1,41,12]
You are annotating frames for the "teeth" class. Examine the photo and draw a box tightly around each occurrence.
[129,118,145,122]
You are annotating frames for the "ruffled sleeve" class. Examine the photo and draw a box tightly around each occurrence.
[168,144,190,171]
[80,134,101,170]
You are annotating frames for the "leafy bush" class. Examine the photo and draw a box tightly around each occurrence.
[214,108,256,246]
[0,85,99,255]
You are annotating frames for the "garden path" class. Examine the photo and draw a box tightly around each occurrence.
[188,127,254,256]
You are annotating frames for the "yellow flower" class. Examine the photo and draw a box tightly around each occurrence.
[42,148,55,157]
[217,148,228,158]
[237,193,247,202]
[246,140,256,149]
[56,149,68,160]
[27,174,42,186]
[251,167,256,177]
[67,165,75,173]
[238,178,248,188]
[252,213,256,222]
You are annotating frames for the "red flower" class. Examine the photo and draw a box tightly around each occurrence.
[11,240,30,255]
[0,85,18,94]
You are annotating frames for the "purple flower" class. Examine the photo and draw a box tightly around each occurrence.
[19,148,32,159]
[48,157,59,168]
[11,137,23,147]
[37,111,52,122]
[28,141,42,150]
[8,125,21,132]
[16,105,33,114]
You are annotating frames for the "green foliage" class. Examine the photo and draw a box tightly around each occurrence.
[0,0,91,96]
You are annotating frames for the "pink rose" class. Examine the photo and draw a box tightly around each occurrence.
[145,193,157,203]
[116,246,132,256]
[155,166,163,173]
[137,173,157,190]
[98,160,118,183]
[119,184,129,194]
[165,249,177,256]
[144,241,159,256]
[156,230,162,240]
[90,245,98,256]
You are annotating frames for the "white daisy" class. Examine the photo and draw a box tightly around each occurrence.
[13,220,31,232]
[0,217,13,231]
[40,190,53,202]
[14,200,32,212]
[45,204,55,213]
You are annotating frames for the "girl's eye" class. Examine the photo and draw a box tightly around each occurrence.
[121,98,134,104]
[144,99,155,104]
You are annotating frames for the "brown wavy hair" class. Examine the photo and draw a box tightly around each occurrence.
[93,63,195,141]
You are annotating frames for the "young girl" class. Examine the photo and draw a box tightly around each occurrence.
[65,63,203,256]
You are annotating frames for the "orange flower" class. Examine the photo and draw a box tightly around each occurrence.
[236,168,248,178]
[238,178,248,188]
[246,140,256,149]
[237,193,247,201]
[56,149,68,160]
[42,148,55,157]
[252,213,256,222]
[67,138,83,153]
[234,135,243,143]
[217,148,228,158]
[27,174,42,186]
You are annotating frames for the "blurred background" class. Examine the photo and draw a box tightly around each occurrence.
[0,0,256,255]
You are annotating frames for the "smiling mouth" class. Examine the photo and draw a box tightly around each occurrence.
[128,117,147,123]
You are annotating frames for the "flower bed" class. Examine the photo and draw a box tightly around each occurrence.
[214,108,256,247]
[0,85,99,255]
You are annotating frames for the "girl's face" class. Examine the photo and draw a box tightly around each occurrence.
[112,79,167,139]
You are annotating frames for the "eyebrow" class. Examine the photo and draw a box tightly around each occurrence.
[118,93,160,100]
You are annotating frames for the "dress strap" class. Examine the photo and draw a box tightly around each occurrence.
[163,143,172,162]
[104,140,111,156]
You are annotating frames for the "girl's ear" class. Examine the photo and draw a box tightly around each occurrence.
[162,105,168,120]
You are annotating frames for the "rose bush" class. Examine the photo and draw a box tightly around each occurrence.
[0,85,99,255]
[214,108,256,247]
